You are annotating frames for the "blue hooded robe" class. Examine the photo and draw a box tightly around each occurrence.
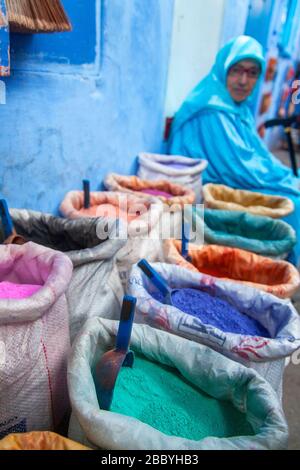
[168,35,300,266]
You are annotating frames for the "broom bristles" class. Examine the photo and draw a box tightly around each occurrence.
[6,0,72,33]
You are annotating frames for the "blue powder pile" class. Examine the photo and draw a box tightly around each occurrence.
[110,353,253,440]
[165,161,189,169]
[152,288,269,337]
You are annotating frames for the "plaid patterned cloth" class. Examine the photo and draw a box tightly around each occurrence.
[0,0,10,76]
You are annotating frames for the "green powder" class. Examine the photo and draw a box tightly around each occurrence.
[110,353,253,440]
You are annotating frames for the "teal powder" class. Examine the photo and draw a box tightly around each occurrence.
[110,353,253,440]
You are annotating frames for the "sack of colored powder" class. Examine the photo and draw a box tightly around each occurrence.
[67,318,288,450]
[0,432,90,450]
[191,207,296,259]
[137,152,207,203]
[203,183,294,218]
[59,190,152,222]
[0,242,72,438]
[60,191,164,289]
[163,239,300,299]
[7,210,126,342]
[104,173,195,207]
[127,262,300,397]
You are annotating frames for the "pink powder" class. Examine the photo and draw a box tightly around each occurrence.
[80,204,142,222]
[140,188,173,199]
[0,281,42,299]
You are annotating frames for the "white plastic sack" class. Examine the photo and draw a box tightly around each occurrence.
[113,199,164,289]
[127,262,300,397]
[67,318,288,450]
[9,210,126,342]
[58,191,165,291]
[0,242,73,438]
[138,152,207,203]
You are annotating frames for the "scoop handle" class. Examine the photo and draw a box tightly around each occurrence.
[115,295,136,352]
[0,199,14,239]
[137,259,171,297]
[83,179,90,209]
[181,219,190,259]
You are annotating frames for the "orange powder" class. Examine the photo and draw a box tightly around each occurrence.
[79,204,142,222]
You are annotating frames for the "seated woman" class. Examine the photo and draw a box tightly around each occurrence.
[168,35,300,266]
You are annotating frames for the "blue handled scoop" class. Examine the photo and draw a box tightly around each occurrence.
[83,179,90,209]
[181,216,191,262]
[138,259,209,308]
[137,259,179,306]
[94,295,136,411]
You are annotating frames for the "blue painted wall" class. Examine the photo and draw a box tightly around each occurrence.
[0,0,9,76]
[220,0,251,46]
[0,0,174,213]
[10,0,97,66]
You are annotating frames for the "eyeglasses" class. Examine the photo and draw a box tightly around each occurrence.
[228,65,261,80]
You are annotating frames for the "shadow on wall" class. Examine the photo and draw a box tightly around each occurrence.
[0,0,174,214]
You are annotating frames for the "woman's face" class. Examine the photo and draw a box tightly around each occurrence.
[226,59,261,103]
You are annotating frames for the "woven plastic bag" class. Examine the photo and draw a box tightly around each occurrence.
[0,242,73,438]
[7,210,125,342]
[203,183,294,218]
[127,262,300,397]
[194,208,296,258]
[103,175,196,267]
[59,191,164,289]
[137,152,207,203]
[67,318,288,450]
[163,239,300,299]
[0,431,90,450]
[104,173,195,207]
[59,190,154,220]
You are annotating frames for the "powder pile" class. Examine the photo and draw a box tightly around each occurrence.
[79,204,141,222]
[109,353,253,440]
[164,161,189,170]
[140,188,173,199]
[0,281,42,299]
[152,288,269,337]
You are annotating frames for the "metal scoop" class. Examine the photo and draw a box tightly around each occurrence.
[94,295,136,411]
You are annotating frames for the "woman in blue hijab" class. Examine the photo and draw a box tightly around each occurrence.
[168,35,300,266]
